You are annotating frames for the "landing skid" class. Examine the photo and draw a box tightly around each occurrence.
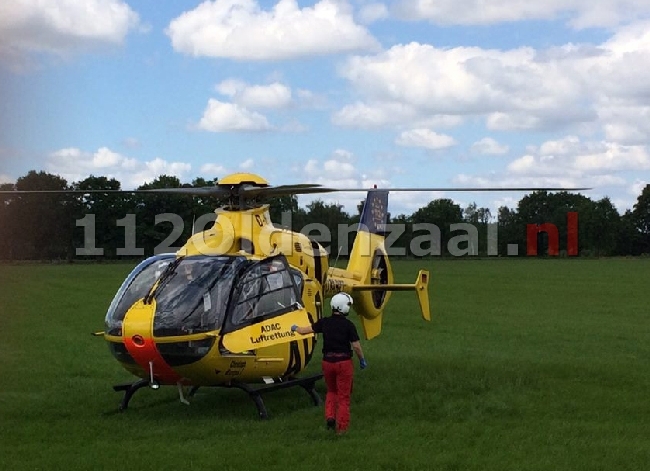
[113,379,151,411]
[189,374,324,419]
[112,374,324,418]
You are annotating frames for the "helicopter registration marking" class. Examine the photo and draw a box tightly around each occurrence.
[324,278,345,296]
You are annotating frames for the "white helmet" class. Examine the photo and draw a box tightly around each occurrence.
[330,292,353,315]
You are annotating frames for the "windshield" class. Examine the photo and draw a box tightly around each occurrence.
[105,254,175,336]
[224,255,302,332]
[153,255,247,337]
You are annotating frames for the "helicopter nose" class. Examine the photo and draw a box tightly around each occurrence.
[122,300,182,385]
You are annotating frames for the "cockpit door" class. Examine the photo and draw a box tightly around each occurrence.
[220,255,314,353]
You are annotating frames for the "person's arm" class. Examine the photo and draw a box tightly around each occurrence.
[349,322,367,368]
[351,340,364,362]
[354,342,367,368]
[292,324,314,335]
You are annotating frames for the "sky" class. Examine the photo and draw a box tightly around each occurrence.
[1,0,649,218]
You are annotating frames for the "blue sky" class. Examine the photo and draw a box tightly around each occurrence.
[1,0,649,217]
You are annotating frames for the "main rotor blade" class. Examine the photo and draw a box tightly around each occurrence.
[241,184,336,197]
[139,187,230,197]
[0,185,592,196]
[0,187,230,196]
[320,187,592,192]
[0,189,129,194]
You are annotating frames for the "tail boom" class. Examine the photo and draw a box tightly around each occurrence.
[323,189,431,339]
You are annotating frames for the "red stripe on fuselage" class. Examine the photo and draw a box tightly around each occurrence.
[123,335,182,385]
[122,301,182,385]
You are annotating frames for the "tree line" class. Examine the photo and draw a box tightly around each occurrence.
[0,170,649,260]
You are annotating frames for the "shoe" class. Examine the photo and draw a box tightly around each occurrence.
[326,418,336,430]
[336,429,347,436]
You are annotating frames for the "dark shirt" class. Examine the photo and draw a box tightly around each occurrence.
[312,315,360,362]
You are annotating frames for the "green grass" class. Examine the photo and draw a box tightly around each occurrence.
[1,259,649,470]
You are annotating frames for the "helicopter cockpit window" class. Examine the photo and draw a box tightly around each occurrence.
[153,255,247,337]
[226,256,302,329]
[105,254,175,336]
[291,268,304,295]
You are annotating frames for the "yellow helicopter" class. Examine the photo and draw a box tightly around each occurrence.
[0,171,587,417]
[96,172,431,417]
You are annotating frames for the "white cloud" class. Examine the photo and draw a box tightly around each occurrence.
[573,143,650,172]
[215,78,245,97]
[507,139,650,176]
[333,101,424,128]
[395,128,456,150]
[240,83,291,108]
[335,24,650,137]
[200,163,228,175]
[600,106,650,144]
[538,135,582,156]
[297,150,449,216]
[337,42,586,130]
[358,2,389,23]
[198,98,272,132]
[392,0,650,29]
[471,137,509,155]
[239,158,254,169]
[387,190,446,215]
[46,147,191,188]
[304,158,358,188]
[0,0,140,68]
[333,149,354,160]
[451,135,650,213]
[630,179,647,195]
[279,120,309,132]
[166,0,379,60]
[133,158,192,185]
[296,89,329,109]
[0,174,13,184]
[299,150,381,213]
[122,137,141,149]
[453,172,585,191]
[216,79,292,108]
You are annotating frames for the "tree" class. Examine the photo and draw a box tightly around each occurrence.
[10,171,73,259]
[0,183,16,259]
[617,210,643,256]
[517,191,592,255]
[388,213,412,256]
[303,200,351,256]
[134,175,196,256]
[631,184,650,253]
[578,197,620,256]
[411,198,463,256]
[497,206,521,256]
[463,202,492,255]
[267,195,299,229]
[73,175,126,259]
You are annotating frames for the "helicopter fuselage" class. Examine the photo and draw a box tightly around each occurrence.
[104,205,329,387]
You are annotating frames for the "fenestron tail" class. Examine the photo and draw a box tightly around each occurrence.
[324,189,431,339]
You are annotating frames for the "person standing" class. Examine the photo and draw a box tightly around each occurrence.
[291,292,367,435]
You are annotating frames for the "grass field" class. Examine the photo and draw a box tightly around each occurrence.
[1,258,649,471]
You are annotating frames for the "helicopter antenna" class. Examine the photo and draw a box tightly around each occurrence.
[333,245,343,268]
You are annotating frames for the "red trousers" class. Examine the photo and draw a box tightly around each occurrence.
[322,359,354,432]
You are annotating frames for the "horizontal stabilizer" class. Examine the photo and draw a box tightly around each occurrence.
[352,269,430,322]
